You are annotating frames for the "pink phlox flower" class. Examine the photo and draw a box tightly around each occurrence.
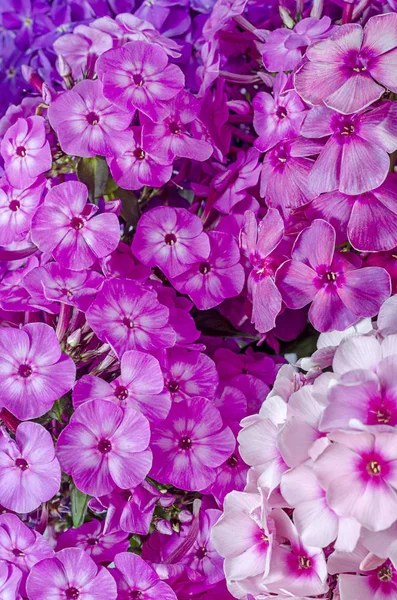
[56,519,129,564]
[213,148,261,214]
[0,176,45,246]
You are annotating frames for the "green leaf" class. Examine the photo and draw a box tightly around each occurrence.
[193,308,256,339]
[70,484,88,528]
[77,157,109,203]
[116,187,140,230]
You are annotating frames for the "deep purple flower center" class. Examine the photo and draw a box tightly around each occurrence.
[12,548,25,557]
[344,49,370,73]
[169,121,181,135]
[15,458,29,471]
[9,200,20,212]
[16,146,26,157]
[122,317,135,329]
[133,74,144,86]
[18,364,32,378]
[164,233,177,246]
[340,123,355,136]
[130,592,143,599]
[70,217,84,230]
[378,565,393,581]
[196,546,208,559]
[65,588,80,599]
[87,537,99,546]
[86,111,100,125]
[98,439,112,454]
[121,490,133,502]
[276,106,287,119]
[227,454,239,468]
[298,556,311,570]
[199,262,211,274]
[179,436,192,450]
[61,288,74,299]
[167,380,179,393]
[133,148,146,160]
[115,386,129,400]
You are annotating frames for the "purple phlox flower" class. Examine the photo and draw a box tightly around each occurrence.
[202,0,248,41]
[159,347,219,402]
[0,175,45,246]
[1,0,36,51]
[365,251,397,295]
[0,97,41,140]
[48,80,133,159]
[240,208,285,334]
[150,396,235,491]
[0,561,21,600]
[0,422,61,513]
[134,0,190,38]
[301,101,397,196]
[100,241,151,281]
[56,519,129,564]
[113,552,177,600]
[198,78,231,163]
[0,322,75,419]
[214,346,278,386]
[113,13,182,57]
[108,126,173,191]
[86,278,176,357]
[31,181,120,271]
[26,547,117,600]
[253,73,306,153]
[259,138,324,212]
[308,173,397,252]
[25,262,103,313]
[171,231,245,310]
[155,285,201,348]
[73,349,170,422]
[196,40,221,98]
[295,13,397,115]
[0,255,40,312]
[0,513,53,594]
[131,205,210,279]
[260,16,333,72]
[57,399,152,497]
[213,148,261,214]
[54,25,113,79]
[276,219,391,332]
[141,91,213,162]
[96,41,185,122]
[92,481,161,535]
[230,373,271,417]
[0,116,51,189]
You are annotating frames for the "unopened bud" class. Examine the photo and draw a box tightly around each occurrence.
[57,54,72,77]
[42,83,54,105]
[66,329,81,348]
[279,5,295,28]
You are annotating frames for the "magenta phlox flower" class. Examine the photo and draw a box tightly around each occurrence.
[86,278,176,357]
[0,561,21,600]
[0,322,75,419]
[96,41,185,122]
[31,181,120,271]
[295,13,397,114]
[159,347,219,402]
[0,176,45,246]
[57,399,152,497]
[53,24,113,79]
[0,422,61,513]
[113,552,177,600]
[48,80,133,158]
[301,101,397,195]
[56,519,129,563]
[26,547,117,600]
[0,116,52,189]
[213,148,261,214]
[276,219,391,332]
[131,205,210,279]
[150,396,235,491]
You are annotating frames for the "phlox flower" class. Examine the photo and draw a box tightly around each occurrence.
[150,396,235,491]
[53,25,113,79]
[56,519,129,564]
[295,13,397,114]
[72,349,170,422]
[48,79,132,158]
[96,41,185,122]
[86,278,176,357]
[113,552,177,600]
[301,102,397,196]
[0,323,75,420]
[171,231,245,310]
[26,548,117,600]
[31,181,120,271]
[213,148,261,214]
[0,422,61,514]
[159,347,219,402]
[0,176,45,245]
[276,219,391,332]
[0,562,21,600]
[0,116,52,189]
[57,399,152,497]
[339,561,397,600]
[131,205,210,279]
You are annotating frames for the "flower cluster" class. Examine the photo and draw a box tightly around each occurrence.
[1,0,397,599]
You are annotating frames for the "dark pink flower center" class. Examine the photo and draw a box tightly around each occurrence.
[86,111,100,125]
[61,288,74,299]
[344,49,370,73]
[367,393,397,426]
[199,262,211,275]
[164,233,177,246]
[87,538,99,546]
[276,106,287,119]
[325,271,337,282]
[12,548,25,557]
[130,592,144,599]
[18,364,32,378]
[179,436,192,450]
[167,380,179,393]
[196,546,208,559]
[133,74,144,86]
[65,588,80,599]
[133,148,146,160]
[298,556,312,570]
[378,565,393,581]
[16,146,27,157]
[270,144,290,170]
[121,490,133,502]
[9,200,20,212]
[98,439,112,454]
[70,217,84,230]
[227,454,239,468]
[367,460,382,476]
[115,386,129,400]
[122,317,135,329]
[15,458,29,471]
[169,121,181,135]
